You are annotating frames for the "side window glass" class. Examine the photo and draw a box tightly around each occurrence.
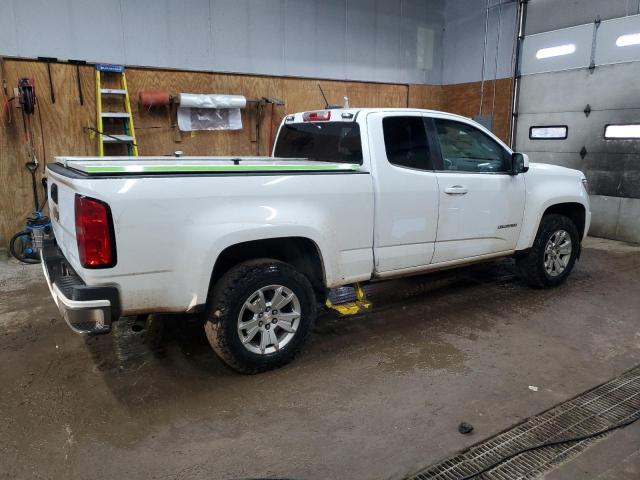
[434,119,509,173]
[382,116,433,170]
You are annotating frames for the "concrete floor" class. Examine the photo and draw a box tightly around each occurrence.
[1,237,639,480]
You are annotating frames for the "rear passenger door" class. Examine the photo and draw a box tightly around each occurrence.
[368,112,440,273]
[431,117,526,263]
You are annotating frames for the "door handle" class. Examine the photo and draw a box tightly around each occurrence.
[444,185,468,195]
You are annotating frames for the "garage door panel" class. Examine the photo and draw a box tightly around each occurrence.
[525,0,640,36]
[596,15,640,66]
[621,168,640,198]
[585,169,623,198]
[617,198,640,242]
[588,195,621,238]
[524,151,640,198]
[583,154,640,198]
[519,63,640,114]
[517,110,640,154]
[524,151,585,171]
[521,24,593,75]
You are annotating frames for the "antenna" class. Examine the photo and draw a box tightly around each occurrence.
[317,83,341,109]
[318,83,329,109]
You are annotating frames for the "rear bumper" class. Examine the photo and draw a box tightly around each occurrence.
[41,239,120,335]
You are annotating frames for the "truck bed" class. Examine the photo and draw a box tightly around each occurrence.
[45,156,374,315]
[54,156,361,176]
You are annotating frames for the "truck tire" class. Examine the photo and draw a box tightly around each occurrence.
[516,214,580,288]
[204,259,317,374]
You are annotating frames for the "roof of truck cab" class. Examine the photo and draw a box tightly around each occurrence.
[287,108,474,123]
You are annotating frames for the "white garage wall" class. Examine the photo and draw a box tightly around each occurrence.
[0,0,445,85]
[441,0,518,85]
[0,0,524,86]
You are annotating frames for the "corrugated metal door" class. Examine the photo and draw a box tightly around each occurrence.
[515,14,640,242]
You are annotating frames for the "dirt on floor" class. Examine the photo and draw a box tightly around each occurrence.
[1,237,639,480]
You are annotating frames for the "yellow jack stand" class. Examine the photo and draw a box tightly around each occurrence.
[325,283,372,316]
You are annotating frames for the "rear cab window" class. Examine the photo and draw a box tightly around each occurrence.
[274,122,363,164]
[382,116,434,170]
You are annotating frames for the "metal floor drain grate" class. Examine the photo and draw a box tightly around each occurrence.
[408,366,640,480]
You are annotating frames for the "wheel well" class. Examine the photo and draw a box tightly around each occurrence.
[543,203,586,239]
[210,237,326,296]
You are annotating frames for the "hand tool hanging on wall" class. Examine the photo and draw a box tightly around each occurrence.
[37,57,57,104]
[18,78,36,138]
[16,77,47,210]
[255,99,266,155]
[68,59,86,105]
[18,78,35,115]
[17,78,45,157]
[262,96,285,154]
[138,90,181,142]
[246,97,284,155]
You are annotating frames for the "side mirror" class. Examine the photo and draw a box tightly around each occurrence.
[511,152,529,174]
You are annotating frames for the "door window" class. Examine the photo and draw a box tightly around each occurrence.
[382,116,433,170]
[434,119,510,173]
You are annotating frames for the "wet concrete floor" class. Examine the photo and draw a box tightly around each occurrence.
[1,237,639,480]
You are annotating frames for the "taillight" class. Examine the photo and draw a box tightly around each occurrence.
[303,110,331,122]
[75,195,116,268]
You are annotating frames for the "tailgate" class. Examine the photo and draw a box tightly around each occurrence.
[47,169,81,269]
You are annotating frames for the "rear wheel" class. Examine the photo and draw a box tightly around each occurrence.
[516,214,579,288]
[204,259,316,374]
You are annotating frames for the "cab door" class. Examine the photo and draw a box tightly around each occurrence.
[367,112,440,273]
[431,117,526,264]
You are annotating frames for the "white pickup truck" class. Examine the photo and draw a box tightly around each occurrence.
[42,108,590,373]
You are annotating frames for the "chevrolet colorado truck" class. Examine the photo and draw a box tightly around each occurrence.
[41,108,591,373]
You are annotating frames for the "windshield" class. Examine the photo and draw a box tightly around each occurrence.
[274,122,363,164]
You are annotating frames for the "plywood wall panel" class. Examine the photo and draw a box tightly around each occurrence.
[407,84,444,110]
[441,78,513,143]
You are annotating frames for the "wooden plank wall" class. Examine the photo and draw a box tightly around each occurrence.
[0,58,510,247]
[441,78,514,142]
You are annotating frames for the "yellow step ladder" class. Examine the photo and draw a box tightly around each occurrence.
[95,64,138,156]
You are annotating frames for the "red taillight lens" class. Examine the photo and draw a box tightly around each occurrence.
[75,195,115,268]
[303,110,331,122]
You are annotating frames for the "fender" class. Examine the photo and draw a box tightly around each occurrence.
[516,163,591,251]
[198,223,333,294]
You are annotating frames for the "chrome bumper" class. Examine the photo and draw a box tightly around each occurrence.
[41,240,119,335]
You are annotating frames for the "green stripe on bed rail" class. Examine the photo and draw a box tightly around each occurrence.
[83,163,361,173]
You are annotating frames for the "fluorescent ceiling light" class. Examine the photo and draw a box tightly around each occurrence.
[536,44,576,59]
[616,33,640,47]
[604,124,640,139]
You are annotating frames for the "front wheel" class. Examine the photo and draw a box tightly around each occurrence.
[204,259,317,374]
[516,214,580,288]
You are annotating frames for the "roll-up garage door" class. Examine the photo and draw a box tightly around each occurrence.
[515,14,640,242]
